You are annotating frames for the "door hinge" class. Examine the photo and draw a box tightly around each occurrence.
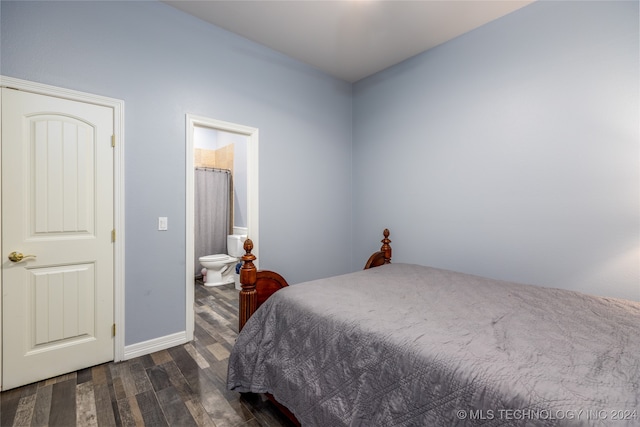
[112,229,116,242]
[112,324,116,337]
[111,135,115,147]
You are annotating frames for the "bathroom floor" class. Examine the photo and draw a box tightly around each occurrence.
[0,281,296,427]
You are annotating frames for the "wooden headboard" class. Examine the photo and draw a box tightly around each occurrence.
[238,229,392,331]
[363,228,392,269]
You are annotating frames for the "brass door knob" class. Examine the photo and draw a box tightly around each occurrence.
[8,252,36,263]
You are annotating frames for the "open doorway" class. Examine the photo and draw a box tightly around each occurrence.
[185,115,259,340]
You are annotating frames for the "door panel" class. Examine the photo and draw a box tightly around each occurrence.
[32,116,95,236]
[2,88,114,390]
[30,263,95,348]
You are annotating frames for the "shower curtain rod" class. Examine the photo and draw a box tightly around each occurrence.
[195,167,230,174]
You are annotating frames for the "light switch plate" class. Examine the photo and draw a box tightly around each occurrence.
[158,217,168,231]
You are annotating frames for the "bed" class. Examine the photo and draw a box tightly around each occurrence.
[227,230,640,426]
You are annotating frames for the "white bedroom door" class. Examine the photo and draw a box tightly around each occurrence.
[1,87,114,390]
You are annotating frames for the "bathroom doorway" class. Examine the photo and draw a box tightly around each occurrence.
[185,115,259,341]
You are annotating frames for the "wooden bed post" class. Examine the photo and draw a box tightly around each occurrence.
[364,229,392,269]
[239,239,257,332]
[381,228,392,263]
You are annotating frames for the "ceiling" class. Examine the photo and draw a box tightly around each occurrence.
[164,0,534,83]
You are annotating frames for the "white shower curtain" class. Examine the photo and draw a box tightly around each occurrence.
[195,168,231,277]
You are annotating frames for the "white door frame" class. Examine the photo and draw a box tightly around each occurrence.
[0,76,126,387]
[185,114,258,340]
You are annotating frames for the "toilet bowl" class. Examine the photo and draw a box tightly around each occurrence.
[199,254,237,287]
[199,234,247,287]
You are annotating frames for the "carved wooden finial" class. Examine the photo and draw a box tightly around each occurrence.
[381,229,392,264]
[243,238,254,254]
[241,239,256,284]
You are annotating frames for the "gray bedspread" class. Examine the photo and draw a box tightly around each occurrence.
[227,263,640,426]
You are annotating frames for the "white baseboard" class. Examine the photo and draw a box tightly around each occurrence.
[123,331,189,360]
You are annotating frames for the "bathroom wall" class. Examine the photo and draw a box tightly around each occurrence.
[1,0,354,345]
[194,146,235,173]
[232,136,248,229]
[352,0,639,301]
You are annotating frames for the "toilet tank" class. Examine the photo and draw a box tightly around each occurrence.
[227,234,247,257]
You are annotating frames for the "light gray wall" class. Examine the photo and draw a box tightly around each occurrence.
[1,0,353,345]
[3,0,637,351]
[353,1,639,301]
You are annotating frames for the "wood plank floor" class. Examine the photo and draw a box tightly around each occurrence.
[0,282,296,427]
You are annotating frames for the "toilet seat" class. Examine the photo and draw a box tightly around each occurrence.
[200,254,235,262]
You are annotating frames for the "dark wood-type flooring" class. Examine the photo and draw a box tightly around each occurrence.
[1,282,296,427]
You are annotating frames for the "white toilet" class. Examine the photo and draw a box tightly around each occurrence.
[199,234,246,287]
